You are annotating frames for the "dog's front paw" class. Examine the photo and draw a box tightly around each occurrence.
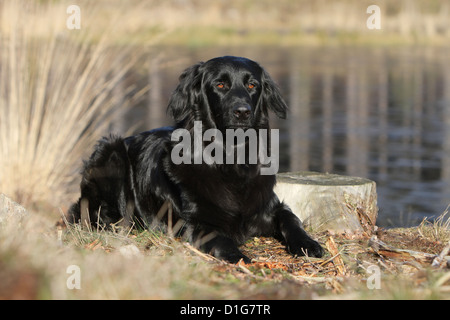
[206,239,252,264]
[288,237,324,258]
[225,252,252,264]
[209,250,251,264]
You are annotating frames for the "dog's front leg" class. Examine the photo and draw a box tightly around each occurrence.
[190,228,251,264]
[274,204,324,258]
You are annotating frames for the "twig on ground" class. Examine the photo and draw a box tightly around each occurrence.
[432,241,450,268]
[183,242,218,262]
[325,236,346,275]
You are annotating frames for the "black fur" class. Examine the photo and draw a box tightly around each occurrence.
[68,56,323,263]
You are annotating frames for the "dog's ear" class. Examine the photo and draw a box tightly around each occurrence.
[260,69,288,119]
[167,62,204,125]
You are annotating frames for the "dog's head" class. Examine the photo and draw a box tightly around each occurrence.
[167,56,287,130]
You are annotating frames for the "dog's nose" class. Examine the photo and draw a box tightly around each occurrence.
[233,105,251,120]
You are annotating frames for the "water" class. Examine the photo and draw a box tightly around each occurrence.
[117,46,450,227]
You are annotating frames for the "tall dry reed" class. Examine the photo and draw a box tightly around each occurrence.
[0,1,147,208]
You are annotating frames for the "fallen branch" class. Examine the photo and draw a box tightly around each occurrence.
[369,236,436,264]
[183,242,218,262]
[325,236,346,275]
[432,241,450,268]
[237,260,266,280]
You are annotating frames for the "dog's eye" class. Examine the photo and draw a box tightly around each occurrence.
[247,83,256,89]
[217,82,225,89]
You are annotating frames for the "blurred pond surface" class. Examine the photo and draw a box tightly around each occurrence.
[116,46,450,227]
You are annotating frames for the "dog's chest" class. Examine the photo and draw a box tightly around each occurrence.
[183,168,273,216]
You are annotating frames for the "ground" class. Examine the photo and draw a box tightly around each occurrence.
[0,208,449,300]
[65,215,450,299]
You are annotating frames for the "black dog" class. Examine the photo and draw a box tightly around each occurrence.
[68,56,323,263]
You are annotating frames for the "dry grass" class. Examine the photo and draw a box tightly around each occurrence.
[1,209,449,300]
[0,194,449,300]
[0,0,449,210]
[0,1,150,208]
[1,0,449,301]
[418,206,450,244]
[0,214,208,299]
[90,0,450,45]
